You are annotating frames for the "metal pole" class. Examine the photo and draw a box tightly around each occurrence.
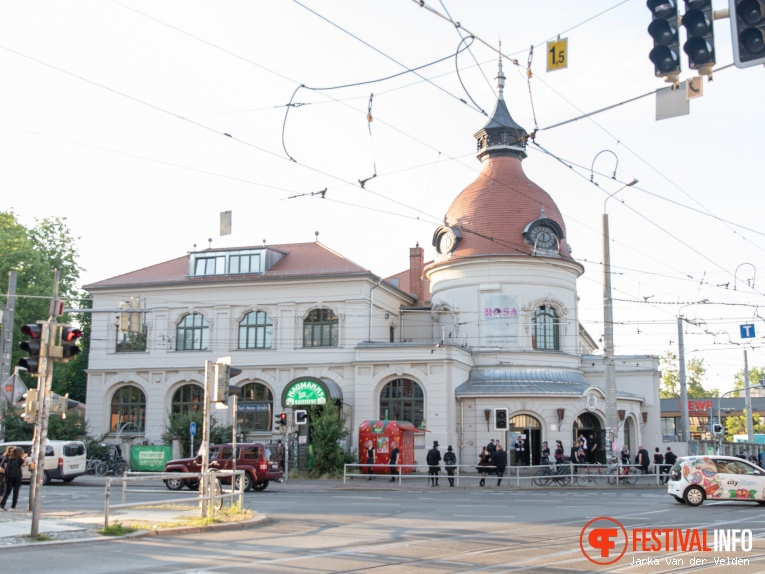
[744,350,754,442]
[231,394,237,499]
[602,212,618,453]
[677,317,690,442]
[200,360,213,517]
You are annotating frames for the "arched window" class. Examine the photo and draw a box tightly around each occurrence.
[110,385,146,433]
[171,384,203,415]
[303,308,338,347]
[532,306,559,350]
[239,311,273,349]
[379,378,424,427]
[176,313,209,351]
[238,383,274,433]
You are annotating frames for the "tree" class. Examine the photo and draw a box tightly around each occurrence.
[0,211,85,397]
[1,401,88,441]
[307,401,351,477]
[724,412,765,441]
[659,351,718,399]
[51,296,91,403]
[731,366,765,397]
[162,411,233,458]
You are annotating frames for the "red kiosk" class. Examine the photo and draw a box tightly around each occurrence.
[358,420,425,475]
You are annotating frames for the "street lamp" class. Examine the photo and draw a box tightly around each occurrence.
[602,178,638,454]
[677,299,709,442]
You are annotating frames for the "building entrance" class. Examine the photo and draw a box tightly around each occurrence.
[508,414,542,466]
[572,412,604,463]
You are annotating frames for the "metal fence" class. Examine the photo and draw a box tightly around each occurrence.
[343,462,667,488]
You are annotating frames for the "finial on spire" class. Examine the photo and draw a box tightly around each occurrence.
[495,41,505,100]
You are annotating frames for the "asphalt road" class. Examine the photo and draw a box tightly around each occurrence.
[4,479,765,573]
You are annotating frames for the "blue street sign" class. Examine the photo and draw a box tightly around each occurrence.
[189,421,197,437]
[740,324,756,339]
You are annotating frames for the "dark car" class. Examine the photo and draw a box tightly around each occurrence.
[163,443,282,492]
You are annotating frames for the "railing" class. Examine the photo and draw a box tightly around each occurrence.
[104,470,245,529]
[342,462,668,488]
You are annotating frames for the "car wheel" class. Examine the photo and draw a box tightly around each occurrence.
[42,471,51,486]
[62,477,75,483]
[674,496,686,504]
[252,480,270,491]
[684,486,705,507]
[235,473,253,492]
[164,478,185,491]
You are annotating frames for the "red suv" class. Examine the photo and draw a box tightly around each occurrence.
[163,443,283,492]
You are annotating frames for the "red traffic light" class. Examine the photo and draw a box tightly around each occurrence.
[276,413,287,426]
[21,324,42,339]
[61,327,83,342]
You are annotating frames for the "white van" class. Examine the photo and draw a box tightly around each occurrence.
[0,440,87,485]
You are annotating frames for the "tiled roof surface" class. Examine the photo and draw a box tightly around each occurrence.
[384,265,432,303]
[445,155,573,260]
[84,242,370,289]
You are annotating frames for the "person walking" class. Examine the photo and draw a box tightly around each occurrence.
[444,446,457,487]
[426,441,441,486]
[0,447,26,511]
[636,445,650,474]
[365,440,376,480]
[653,447,664,484]
[663,446,677,484]
[388,441,400,482]
[493,443,508,486]
[477,446,492,487]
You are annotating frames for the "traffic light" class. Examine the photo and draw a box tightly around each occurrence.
[56,326,83,363]
[276,413,287,427]
[119,297,143,333]
[213,363,243,402]
[647,0,682,84]
[50,393,78,417]
[682,0,716,76]
[19,323,45,375]
[712,422,724,434]
[730,0,765,68]
[494,408,508,430]
[295,410,308,425]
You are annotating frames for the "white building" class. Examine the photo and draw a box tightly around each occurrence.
[84,62,660,466]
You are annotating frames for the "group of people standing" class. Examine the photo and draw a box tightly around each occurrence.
[477,439,508,486]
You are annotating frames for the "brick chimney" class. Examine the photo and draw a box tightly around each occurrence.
[409,244,424,301]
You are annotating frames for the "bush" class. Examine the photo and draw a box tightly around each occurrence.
[307,401,350,477]
[162,411,233,457]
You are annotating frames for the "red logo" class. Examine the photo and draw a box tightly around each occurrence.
[580,517,628,565]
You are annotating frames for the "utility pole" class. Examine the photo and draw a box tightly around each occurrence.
[677,317,689,442]
[0,271,17,399]
[200,360,213,517]
[744,350,754,442]
[30,269,59,539]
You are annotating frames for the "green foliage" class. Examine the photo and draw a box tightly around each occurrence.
[307,401,350,477]
[0,211,86,399]
[724,413,765,440]
[162,411,233,457]
[51,296,91,403]
[99,521,137,536]
[1,401,89,441]
[731,366,765,397]
[659,351,718,398]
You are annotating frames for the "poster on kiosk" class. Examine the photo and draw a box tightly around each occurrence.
[358,420,427,475]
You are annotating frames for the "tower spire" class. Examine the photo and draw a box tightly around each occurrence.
[495,41,506,100]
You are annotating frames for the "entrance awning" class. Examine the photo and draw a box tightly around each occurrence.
[281,376,343,407]
[454,367,640,398]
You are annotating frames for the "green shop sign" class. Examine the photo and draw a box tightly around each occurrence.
[285,380,327,406]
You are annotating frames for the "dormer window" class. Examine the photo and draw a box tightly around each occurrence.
[190,249,275,277]
[195,257,223,276]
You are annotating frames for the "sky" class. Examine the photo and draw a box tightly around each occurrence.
[1,0,763,394]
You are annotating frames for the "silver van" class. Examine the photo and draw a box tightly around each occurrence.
[0,440,87,485]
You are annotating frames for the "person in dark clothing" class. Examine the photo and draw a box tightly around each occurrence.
[444,446,457,487]
[540,441,551,464]
[653,447,664,483]
[663,447,677,483]
[554,440,565,465]
[426,441,441,486]
[636,446,650,474]
[365,440,376,480]
[588,433,598,464]
[486,439,496,457]
[1,447,26,511]
[493,443,508,486]
[514,437,527,466]
[477,447,492,487]
[388,441,400,482]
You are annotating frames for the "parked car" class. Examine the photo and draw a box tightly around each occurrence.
[163,443,282,492]
[667,455,765,506]
[0,440,87,485]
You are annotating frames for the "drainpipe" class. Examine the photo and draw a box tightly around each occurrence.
[459,398,464,468]
[368,279,382,342]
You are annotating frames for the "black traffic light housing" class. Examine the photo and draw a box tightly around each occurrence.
[730,0,765,67]
[295,410,308,425]
[682,0,716,76]
[648,0,682,84]
[57,326,83,362]
[276,413,288,427]
[712,423,724,434]
[19,323,44,375]
[494,408,508,430]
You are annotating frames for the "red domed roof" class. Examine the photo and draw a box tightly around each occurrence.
[444,155,573,260]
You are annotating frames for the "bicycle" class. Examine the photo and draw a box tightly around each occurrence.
[96,454,129,476]
[574,463,608,486]
[534,460,572,486]
[607,462,638,485]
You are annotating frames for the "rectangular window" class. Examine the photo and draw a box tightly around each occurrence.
[116,325,147,353]
[229,254,261,274]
